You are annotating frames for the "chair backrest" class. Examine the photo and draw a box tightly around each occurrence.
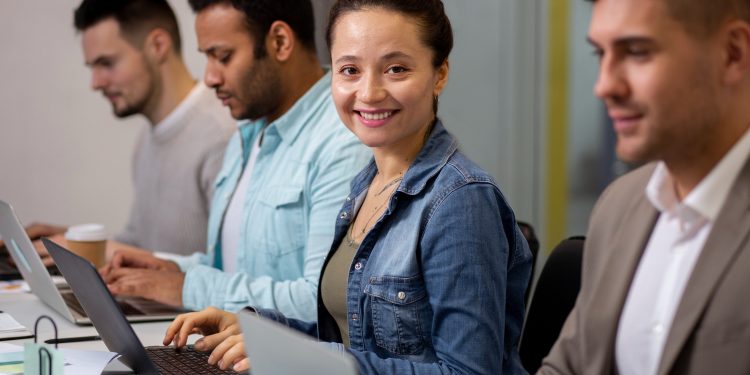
[517,221,539,305]
[519,236,584,374]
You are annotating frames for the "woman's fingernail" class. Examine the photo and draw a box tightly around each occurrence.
[218,359,224,369]
[195,338,205,350]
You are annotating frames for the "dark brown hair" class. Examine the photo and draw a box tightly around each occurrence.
[188,0,317,58]
[325,0,453,68]
[74,0,182,53]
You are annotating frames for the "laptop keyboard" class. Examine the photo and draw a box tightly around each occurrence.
[146,346,243,374]
[62,292,144,317]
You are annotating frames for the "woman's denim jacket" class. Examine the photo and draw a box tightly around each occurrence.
[253,120,532,374]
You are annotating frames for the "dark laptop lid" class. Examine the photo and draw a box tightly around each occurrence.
[43,238,159,374]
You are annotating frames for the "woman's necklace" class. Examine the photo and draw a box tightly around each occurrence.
[348,173,403,245]
[348,195,391,246]
[374,176,403,197]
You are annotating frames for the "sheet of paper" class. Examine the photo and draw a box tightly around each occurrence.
[0,313,25,332]
[58,348,119,375]
[0,343,23,375]
[0,343,118,375]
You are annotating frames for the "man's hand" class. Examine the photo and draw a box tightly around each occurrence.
[100,247,180,278]
[1,223,66,267]
[163,307,249,372]
[29,233,66,267]
[104,268,185,307]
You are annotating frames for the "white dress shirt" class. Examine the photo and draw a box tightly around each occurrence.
[615,128,750,375]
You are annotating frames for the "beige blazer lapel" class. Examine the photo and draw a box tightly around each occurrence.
[586,191,659,374]
[657,157,750,375]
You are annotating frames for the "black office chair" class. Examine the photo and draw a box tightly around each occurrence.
[519,236,585,374]
[517,221,539,305]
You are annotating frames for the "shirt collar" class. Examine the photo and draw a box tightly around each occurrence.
[646,128,750,223]
[263,70,332,146]
[152,81,204,140]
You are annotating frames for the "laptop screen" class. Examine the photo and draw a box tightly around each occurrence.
[44,238,159,374]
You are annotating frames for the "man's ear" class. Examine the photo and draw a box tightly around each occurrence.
[434,59,450,97]
[721,20,750,85]
[143,28,173,64]
[265,20,295,62]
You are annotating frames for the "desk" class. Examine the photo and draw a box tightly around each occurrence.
[0,292,191,373]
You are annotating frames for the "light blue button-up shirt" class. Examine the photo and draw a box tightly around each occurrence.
[174,72,371,320]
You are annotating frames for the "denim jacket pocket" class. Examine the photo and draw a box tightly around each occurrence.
[256,186,305,257]
[364,276,429,355]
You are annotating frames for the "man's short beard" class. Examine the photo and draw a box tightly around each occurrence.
[237,57,283,121]
[113,105,140,118]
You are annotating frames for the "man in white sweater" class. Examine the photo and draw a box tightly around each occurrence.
[2,0,235,259]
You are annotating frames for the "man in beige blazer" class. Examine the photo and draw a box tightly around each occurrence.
[540,0,750,374]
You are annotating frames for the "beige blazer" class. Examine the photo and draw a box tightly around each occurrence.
[539,158,750,375]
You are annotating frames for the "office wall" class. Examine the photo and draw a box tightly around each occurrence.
[0,1,541,240]
[442,0,542,229]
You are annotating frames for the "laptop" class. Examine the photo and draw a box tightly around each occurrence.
[44,238,242,375]
[0,200,184,324]
[238,310,359,375]
[0,237,60,281]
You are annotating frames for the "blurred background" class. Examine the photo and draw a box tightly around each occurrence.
[0,0,621,264]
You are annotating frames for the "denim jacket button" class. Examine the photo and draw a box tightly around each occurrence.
[346,196,352,202]
[397,291,406,300]
[340,212,348,219]
[354,262,362,270]
[351,313,359,321]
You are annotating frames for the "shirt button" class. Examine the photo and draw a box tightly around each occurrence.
[397,291,406,300]
[351,313,358,321]
[354,262,362,270]
[340,212,348,219]
[653,324,664,334]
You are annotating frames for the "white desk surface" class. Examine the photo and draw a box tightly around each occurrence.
[0,292,194,373]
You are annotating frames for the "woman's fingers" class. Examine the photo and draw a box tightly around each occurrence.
[194,324,238,352]
[219,338,247,371]
[162,313,187,346]
[208,334,244,367]
[233,358,251,372]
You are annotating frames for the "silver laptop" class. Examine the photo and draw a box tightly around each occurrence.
[0,199,185,325]
[238,310,359,375]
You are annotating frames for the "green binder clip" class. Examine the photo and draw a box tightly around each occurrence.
[24,315,64,375]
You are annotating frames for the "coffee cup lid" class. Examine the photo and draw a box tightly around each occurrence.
[65,224,107,242]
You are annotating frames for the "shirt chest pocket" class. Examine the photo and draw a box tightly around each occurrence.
[254,186,306,257]
[364,276,430,355]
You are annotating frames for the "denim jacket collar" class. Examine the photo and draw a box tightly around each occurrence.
[349,119,458,198]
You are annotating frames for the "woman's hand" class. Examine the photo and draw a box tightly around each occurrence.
[208,333,250,372]
[162,307,241,351]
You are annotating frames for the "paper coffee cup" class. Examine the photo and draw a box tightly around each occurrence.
[64,224,107,268]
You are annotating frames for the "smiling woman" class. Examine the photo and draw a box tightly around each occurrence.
[164,1,532,374]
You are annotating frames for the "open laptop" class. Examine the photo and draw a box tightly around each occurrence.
[238,310,359,375]
[45,238,242,374]
[0,200,184,324]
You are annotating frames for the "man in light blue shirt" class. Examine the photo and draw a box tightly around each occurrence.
[100,0,370,321]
